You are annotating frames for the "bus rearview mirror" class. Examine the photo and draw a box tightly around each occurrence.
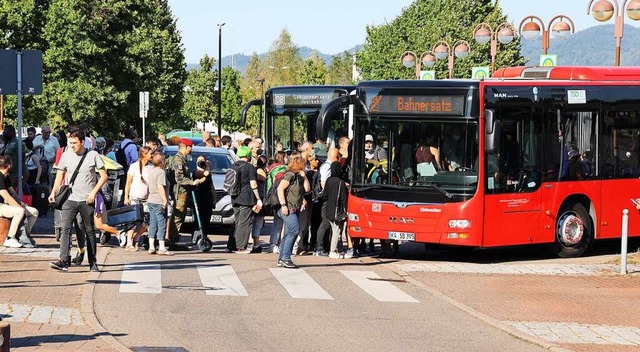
[484,109,501,153]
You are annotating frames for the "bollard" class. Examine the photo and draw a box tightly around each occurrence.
[621,209,629,275]
[0,321,10,352]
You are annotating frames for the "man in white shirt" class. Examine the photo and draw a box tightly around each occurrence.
[32,124,60,186]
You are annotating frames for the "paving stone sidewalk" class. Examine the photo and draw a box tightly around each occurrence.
[0,231,119,351]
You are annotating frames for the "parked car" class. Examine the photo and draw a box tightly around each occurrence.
[162,146,235,228]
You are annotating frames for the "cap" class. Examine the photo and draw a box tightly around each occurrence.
[179,138,194,147]
[568,150,580,159]
[237,145,252,158]
[365,134,374,142]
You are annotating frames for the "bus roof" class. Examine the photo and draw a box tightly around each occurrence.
[491,66,640,81]
[358,79,479,89]
[265,85,355,94]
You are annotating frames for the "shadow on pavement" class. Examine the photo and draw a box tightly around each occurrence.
[11,332,127,348]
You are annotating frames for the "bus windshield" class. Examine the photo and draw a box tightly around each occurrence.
[352,118,479,202]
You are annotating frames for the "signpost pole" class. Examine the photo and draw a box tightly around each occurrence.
[16,51,23,198]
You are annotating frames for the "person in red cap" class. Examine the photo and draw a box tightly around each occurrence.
[166,138,202,249]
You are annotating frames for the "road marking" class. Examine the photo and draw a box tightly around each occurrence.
[341,270,419,303]
[197,265,248,296]
[120,263,162,294]
[509,321,640,345]
[269,268,333,300]
[396,263,636,276]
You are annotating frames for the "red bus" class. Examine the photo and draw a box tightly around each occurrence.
[318,66,640,257]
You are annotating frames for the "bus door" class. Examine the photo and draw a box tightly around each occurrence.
[483,87,544,246]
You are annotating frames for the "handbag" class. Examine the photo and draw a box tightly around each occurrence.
[54,150,88,210]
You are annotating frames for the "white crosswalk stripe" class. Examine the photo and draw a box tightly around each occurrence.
[341,270,419,303]
[269,268,334,300]
[118,262,417,303]
[197,265,248,296]
[119,263,162,294]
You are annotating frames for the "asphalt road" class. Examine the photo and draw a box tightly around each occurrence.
[91,235,546,352]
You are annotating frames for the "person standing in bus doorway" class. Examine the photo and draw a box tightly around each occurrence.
[566,150,586,181]
[364,134,388,184]
[316,161,349,259]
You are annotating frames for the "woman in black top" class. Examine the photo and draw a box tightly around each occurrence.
[193,155,216,236]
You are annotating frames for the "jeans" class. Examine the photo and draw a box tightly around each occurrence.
[251,215,264,239]
[277,209,300,262]
[269,214,283,249]
[147,203,166,240]
[60,200,97,264]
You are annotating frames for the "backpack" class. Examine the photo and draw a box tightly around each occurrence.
[311,170,323,202]
[116,141,134,172]
[263,171,293,215]
[223,161,246,196]
[266,164,288,192]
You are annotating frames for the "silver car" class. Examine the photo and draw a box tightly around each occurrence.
[162,146,235,227]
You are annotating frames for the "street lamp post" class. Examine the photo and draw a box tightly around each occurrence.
[217,22,225,137]
[433,40,470,79]
[472,22,516,73]
[256,78,265,138]
[400,50,436,79]
[588,0,640,66]
[518,15,575,55]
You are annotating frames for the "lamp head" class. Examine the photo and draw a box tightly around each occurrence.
[473,27,491,45]
[434,44,449,59]
[401,51,417,68]
[454,43,469,59]
[591,0,615,22]
[421,53,436,68]
[627,0,640,21]
[551,20,572,40]
[497,26,515,44]
[521,21,541,41]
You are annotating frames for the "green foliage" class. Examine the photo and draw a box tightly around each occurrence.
[263,29,303,86]
[0,0,186,138]
[299,52,326,85]
[326,51,354,84]
[182,55,217,128]
[357,0,524,80]
[220,66,243,133]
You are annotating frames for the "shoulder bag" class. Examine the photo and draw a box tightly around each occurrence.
[54,150,88,210]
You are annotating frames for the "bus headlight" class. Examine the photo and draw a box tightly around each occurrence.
[348,213,359,221]
[448,220,471,229]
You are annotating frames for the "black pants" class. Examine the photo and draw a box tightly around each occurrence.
[232,205,254,250]
[60,200,96,265]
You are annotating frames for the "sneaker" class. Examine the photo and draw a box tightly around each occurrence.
[236,249,251,254]
[18,235,33,246]
[344,248,355,259]
[313,249,329,257]
[274,245,279,254]
[50,260,68,271]
[89,263,100,272]
[3,238,23,248]
[71,251,84,266]
[250,245,263,253]
[21,241,35,249]
[119,232,127,247]
[280,259,298,269]
[329,251,341,259]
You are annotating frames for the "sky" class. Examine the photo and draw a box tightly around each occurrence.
[167,0,640,63]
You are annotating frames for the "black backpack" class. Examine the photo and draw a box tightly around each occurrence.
[311,170,323,202]
[223,161,246,197]
[116,141,134,172]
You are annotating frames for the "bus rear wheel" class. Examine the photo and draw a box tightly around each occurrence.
[553,203,592,258]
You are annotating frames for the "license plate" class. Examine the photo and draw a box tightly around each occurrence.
[388,231,415,241]
[212,215,223,223]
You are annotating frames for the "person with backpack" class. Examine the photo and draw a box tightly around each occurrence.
[315,161,349,259]
[265,151,287,253]
[227,146,261,253]
[122,146,152,251]
[274,154,310,268]
[116,129,139,173]
[166,138,202,249]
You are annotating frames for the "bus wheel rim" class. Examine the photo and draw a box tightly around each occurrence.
[558,214,584,246]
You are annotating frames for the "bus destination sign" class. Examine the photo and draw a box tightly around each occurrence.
[272,93,336,107]
[368,94,465,116]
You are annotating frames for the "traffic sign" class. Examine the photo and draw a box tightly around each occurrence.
[472,67,491,79]
[420,70,435,80]
[540,54,557,67]
[139,91,149,118]
[0,50,42,95]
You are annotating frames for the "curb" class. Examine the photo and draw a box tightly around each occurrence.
[383,263,573,352]
[80,245,131,352]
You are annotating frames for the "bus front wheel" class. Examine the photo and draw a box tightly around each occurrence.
[553,203,592,258]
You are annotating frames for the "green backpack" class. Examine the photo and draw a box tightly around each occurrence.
[266,164,288,192]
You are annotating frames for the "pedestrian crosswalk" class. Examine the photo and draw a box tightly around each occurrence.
[117,262,419,303]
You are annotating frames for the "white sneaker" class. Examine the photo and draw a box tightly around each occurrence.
[329,251,341,259]
[119,232,127,248]
[274,245,279,254]
[3,238,23,248]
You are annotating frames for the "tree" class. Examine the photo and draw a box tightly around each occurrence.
[327,51,354,84]
[239,52,264,136]
[1,0,187,138]
[220,66,243,134]
[263,29,303,86]
[356,0,524,80]
[182,55,217,128]
[299,51,326,85]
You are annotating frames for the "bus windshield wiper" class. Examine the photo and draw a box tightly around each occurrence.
[426,183,454,199]
[351,183,385,192]
[352,183,453,199]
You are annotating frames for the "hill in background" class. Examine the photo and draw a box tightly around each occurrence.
[187,24,640,73]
